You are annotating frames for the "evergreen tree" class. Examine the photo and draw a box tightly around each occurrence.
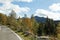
[31,14,39,35]
[37,23,43,36]
[44,17,56,36]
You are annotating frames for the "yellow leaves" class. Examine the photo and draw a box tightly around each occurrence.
[0,13,7,25]
[57,34,60,40]
[22,18,34,33]
[22,18,32,28]
[57,22,60,33]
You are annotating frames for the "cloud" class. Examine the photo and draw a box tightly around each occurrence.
[0,0,13,3]
[34,9,60,20]
[0,3,30,12]
[0,0,32,3]
[0,0,30,17]
[15,0,32,2]
[49,3,60,12]
[34,3,60,20]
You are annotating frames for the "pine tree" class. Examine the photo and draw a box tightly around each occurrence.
[44,17,56,36]
[37,23,43,36]
[31,14,39,35]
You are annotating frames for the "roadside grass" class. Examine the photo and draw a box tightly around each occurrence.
[9,27,60,40]
[14,31,58,40]
[8,27,35,40]
[57,33,60,40]
[16,32,34,40]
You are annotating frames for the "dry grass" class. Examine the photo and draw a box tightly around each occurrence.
[17,32,34,40]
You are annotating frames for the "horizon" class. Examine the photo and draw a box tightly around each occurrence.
[0,0,60,20]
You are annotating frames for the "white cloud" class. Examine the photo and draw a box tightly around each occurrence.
[0,0,30,17]
[34,3,60,20]
[49,3,60,12]
[0,3,30,13]
[0,0,32,3]
[34,9,60,20]
[0,0,13,3]
[18,0,32,2]
[0,0,32,16]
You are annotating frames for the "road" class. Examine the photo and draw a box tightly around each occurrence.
[0,25,23,40]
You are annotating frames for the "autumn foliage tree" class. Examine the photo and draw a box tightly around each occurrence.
[0,10,57,38]
[0,13,7,25]
[21,14,32,32]
[7,10,20,31]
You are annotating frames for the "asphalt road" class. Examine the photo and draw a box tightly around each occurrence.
[0,25,23,40]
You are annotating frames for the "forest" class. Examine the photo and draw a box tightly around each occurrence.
[0,10,60,40]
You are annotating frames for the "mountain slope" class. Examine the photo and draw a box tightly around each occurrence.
[34,16,60,24]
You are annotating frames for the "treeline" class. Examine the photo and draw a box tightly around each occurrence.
[0,10,59,37]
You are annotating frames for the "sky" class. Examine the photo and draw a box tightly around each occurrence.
[0,0,60,20]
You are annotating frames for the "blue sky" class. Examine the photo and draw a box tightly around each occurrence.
[12,0,60,16]
[0,0,60,20]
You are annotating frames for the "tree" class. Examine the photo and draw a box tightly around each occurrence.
[31,14,39,35]
[37,23,43,36]
[44,17,50,35]
[0,13,7,25]
[56,22,60,39]
[21,14,30,32]
[44,17,56,36]
[22,17,32,32]
[17,17,22,26]
[9,10,16,19]
[17,17,24,32]
[21,14,39,35]
[7,10,20,31]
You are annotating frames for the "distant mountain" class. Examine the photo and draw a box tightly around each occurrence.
[54,20,60,24]
[34,16,60,24]
[34,16,46,23]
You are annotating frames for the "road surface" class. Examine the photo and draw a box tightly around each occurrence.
[0,25,23,40]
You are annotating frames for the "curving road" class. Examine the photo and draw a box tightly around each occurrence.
[0,25,23,40]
